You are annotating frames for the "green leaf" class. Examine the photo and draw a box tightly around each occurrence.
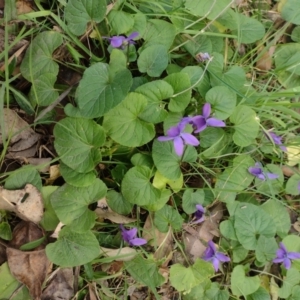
[215,155,254,203]
[288,285,300,300]
[137,45,169,77]
[0,222,12,240]
[280,0,300,25]
[184,0,231,19]
[231,265,260,297]
[121,166,161,206]
[65,0,106,35]
[143,19,176,49]
[170,259,214,294]
[20,31,63,107]
[75,63,132,118]
[275,44,300,76]
[106,190,133,215]
[135,80,173,123]
[255,164,284,195]
[4,165,42,190]
[103,92,155,147]
[154,205,183,233]
[0,263,27,298]
[107,10,134,34]
[255,236,277,264]
[131,153,154,169]
[20,31,62,82]
[51,179,107,232]
[204,282,230,300]
[234,202,276,250]
[205,86,236,120]
[231,14,265,44]
[152,139,197,180]
[182,189,205,214]
[220,219,238,241]
[40,186,60,231]
[144,188,171,212]
[261,199,291,236]
[230,106,259,147]
[164,72,191,112]
[279,268,300,299]
[286,174,300,195]
[109,49,127,76]
[153,171,183,192]
[246,287,271,300]
[46,226,100,267]
[60,162,97,187]
[200,127,225,148]
[54,117,105,173]
[124,255,164,298]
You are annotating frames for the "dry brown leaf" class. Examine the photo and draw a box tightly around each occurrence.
[0,109,40,150]
[293,221,300,233]
[44,164,61,185]
[0,239,7,264]
[41,268,74,300]
[0,184,44,223]
[99,246,137,261]
[95,198,136,224]
[6,143,38,159]
[50,222,65,239]
[197,203,224,242]
[182,232,206,262]
[16,0,33,14]
[281,165,299,177]
[256,46,276,71]
[7,222,50,300]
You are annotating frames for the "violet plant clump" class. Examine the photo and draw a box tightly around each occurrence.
[202,241,230,272]
[120,225,147,247]
[248,163,279,180]
[273,242,300,269]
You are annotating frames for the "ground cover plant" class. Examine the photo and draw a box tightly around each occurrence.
[1,0,300,299]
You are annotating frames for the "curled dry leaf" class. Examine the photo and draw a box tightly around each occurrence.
[95,198,136,224]
[256,46,276,71]
[45,164,61,185]
[85,282,100,300]
[281,165,298,177]
[0,184,44,223]
[182,232,206,262]
[50,222,65,239]
[0,108,40,152]
[41,268,74,300]
[100,246,137,261]
[7,222,50,300]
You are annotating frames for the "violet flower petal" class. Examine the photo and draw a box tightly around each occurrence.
[173,137,184,156]
[215,252,231,262]
[196,204,205,213]
[212,257,220,271]
[202,103,211,119]
[180,133,200,146]
[298,181,300,193]
[269,132,282,145]
[157,136,174,142]
[167,126,181,137]
[287,252,300,260]
[129,237,147,246]
[266,173,279,180]
[193,116,207,133]
[127,31,139,40]
[283,258,292,269]
[206,118,226,127]
[110,36,125,48]
[248,167,263,176]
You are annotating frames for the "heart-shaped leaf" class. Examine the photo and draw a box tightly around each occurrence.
[103,93,155,147]
[54,117,105,173]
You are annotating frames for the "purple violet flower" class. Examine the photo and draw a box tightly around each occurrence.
[298,181,300,193]
[273,242,300,269]
[248,163,279,181]
[104,32,139,49]
[203,241,230,272]
[195,52,211,62]
[120,225,147,247]
[266,131,287,152]
[185,103,226,133]
[192,204,205,224]
[157,122,200,156]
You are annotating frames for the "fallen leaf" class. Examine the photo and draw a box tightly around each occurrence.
[0,239,7,265]
[16,0,33,14]
[282,165,299,177]
[256,46,275,71]
[182,232,206,262]
[44,164,61,185]
[0,109,40,151]
[197,203,224,242]
[95,198,136,224]
[0,184,44,223]
[41,268,74,300]
[99,246,137,261]
[85,282,100,300]
[7,222,50,300]
[50,222,65,239]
